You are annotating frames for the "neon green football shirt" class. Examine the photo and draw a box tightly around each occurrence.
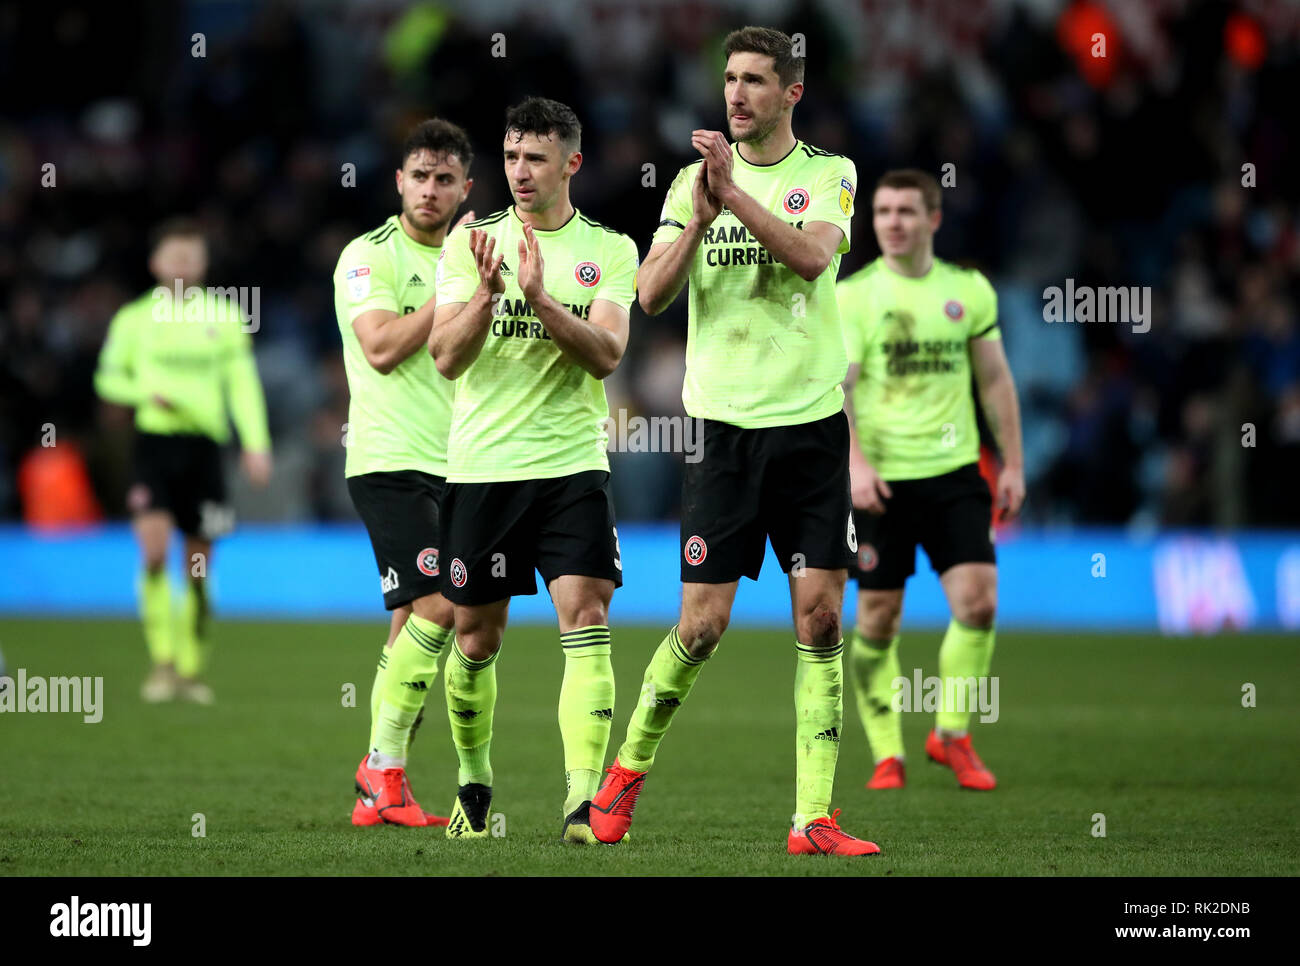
[837,257,1000,481]
[652,140,857,428]
[434,206,638,483]
[95,289,270,451]
[334,215,451,478]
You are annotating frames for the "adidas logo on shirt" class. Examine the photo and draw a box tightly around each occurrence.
[408,273,425,286]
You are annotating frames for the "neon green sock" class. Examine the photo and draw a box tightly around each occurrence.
[445,640,497,786]
[936,619,996,733]
[618,626,710,773]
[173,580,210,679]
[373,614,453,762]
[848,632,904,762]
[138,568,173,666]
[367,646,389,750]
[794,639,844,825]
[558,625,615,812]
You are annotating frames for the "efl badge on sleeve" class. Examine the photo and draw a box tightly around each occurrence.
[839,178,855,217]
[346,265,371,300]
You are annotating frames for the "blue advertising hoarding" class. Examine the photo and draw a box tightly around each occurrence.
[0,524,1297,633]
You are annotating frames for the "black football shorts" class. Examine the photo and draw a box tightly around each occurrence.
[129,432,232,540]
[679,411,857,582]
[348,470,445,610]
[851,462,996,590]
[440,470,622,606]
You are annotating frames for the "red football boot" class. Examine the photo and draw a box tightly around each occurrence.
[375,768,428,826]
[866,756,906,790]
[590,759,646,843]
[351,797,382,826]
[926,729,996,790]
[787,809,881,856]
[354,753,449,826]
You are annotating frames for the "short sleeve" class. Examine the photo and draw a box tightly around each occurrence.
[650,163,699,247]
[435,226,479,307]
[803,155,857,255]
[594,234,639,313]
[967,271,1000,340]
[336,240,399,321]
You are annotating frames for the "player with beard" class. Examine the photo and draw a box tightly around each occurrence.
[590,27,879,856]
[334,119,476,827]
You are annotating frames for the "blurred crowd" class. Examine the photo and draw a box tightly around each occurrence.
[2,0,1298,528]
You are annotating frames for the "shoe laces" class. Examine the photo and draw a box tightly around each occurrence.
[805,809,862,853]
[606,762,641,788]
[803,808,843,834]
[382,768,407,803]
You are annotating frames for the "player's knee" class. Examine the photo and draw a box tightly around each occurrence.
[678,612,727,659]
[142,554,166,574]
[955,594,996,630]
[802,603,841,649]
[454,631,501,663]
[567,601,609,630]
[858,597,901,640]
[412,593,454,630]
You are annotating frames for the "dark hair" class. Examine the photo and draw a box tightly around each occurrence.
[149,217,204,253]
[504,97,582,155]
[875,168,943,212]
[723,26,804,88]
[401,118,474,174]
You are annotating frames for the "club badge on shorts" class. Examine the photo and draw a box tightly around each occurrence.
[449,557,468,588]
[684,535,708,566]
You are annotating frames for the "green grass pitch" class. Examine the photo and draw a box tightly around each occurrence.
[0,618,1295,876]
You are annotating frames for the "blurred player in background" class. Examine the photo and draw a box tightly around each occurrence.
[431,97,637,842]
[334,119,476,827]
[94,219,272,705]
[838,169,1024,790]
[592,27,879,856]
